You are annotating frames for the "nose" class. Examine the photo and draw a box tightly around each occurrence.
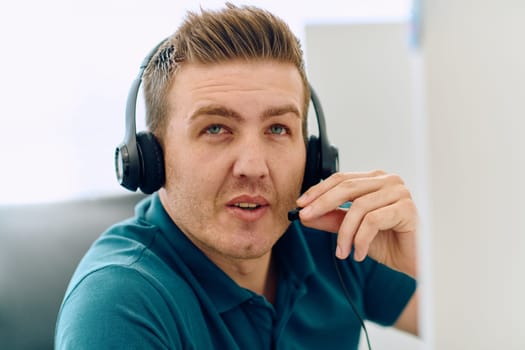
[232,135,270,180]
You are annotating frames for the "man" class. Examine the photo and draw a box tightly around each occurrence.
[55,4,418,349]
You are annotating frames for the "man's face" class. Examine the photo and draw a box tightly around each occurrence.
[159,60,307,261]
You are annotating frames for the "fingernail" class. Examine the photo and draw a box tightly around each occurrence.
[354,250,363,262]
[300,205,311,218]
[297,192,308,204]
[336,245,344,259]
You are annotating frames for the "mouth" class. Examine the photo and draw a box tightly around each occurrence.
[226,196,270,221]
[231,202,263,210]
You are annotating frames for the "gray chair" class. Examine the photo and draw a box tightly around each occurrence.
[0,193,146,349]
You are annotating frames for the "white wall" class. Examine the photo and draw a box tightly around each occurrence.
[305,22,418,185]
[305,22,425,350]
[423,0,525,349]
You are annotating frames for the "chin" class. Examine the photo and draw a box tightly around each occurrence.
[232,242,276,260]
[224,226,286,259]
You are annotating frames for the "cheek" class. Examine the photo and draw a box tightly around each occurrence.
[272,148,306,194]
[163,146,227,193]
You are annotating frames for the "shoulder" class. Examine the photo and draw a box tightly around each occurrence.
[56,264,200,349]
[56,216,204,348]
[62,219,201,317]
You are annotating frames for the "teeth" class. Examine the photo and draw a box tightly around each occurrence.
[235,203,259,209]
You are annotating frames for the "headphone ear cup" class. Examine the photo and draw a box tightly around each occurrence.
[136,132,165,194]
[301,135,321,194]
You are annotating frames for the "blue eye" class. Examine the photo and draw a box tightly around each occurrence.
[269,125,287,135]
[206,124,223,134]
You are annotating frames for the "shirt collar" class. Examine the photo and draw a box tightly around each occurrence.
[273,221,317,287]
[138,193,316,313]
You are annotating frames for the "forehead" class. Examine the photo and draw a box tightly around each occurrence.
[167,60,305,116]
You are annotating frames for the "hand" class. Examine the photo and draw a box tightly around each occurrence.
[296,170,418,278]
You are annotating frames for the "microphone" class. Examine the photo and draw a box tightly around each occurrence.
[288,202,353,222]
[287,207,302,222]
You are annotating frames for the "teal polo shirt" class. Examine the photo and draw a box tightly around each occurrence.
[55,194,416,349]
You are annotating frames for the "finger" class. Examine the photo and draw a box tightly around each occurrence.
[301,172,407,222]
[297,170,387,207]
[350,199,416,262]
[298,173,398,221]
[299,208,347,233]
[351,203,403,262]
[335,185,410,259]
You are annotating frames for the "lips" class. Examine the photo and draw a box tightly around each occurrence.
[226,195,270,221]
[227,195,269,207]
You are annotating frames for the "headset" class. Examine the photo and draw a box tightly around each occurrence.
[115,39,339,194]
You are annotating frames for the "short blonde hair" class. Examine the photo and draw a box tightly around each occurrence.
[142,3,310,140]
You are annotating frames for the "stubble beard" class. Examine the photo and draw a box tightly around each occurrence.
[161,174,301,261]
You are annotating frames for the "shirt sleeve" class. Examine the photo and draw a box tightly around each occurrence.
[361,259,417,326]
[55,265,182,350]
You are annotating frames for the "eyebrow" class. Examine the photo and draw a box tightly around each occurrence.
[189,104,301,122]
